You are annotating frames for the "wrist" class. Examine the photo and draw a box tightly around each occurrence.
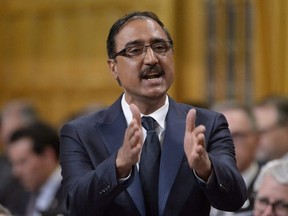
[116,157,132,178]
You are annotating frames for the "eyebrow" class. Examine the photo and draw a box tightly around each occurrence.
[258,197,288,205]
[124,38,168,47]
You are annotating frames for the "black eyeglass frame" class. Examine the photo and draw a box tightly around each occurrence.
[254,196,288,215]
[111,40,173,59]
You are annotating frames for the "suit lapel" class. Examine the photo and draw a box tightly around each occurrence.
[127,168,146,216]
[97,98,146,216]
[158,100,187,215]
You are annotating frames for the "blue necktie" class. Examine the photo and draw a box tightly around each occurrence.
[139,116,161,216]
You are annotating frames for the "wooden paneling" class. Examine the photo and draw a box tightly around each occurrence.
[1,0,288,126]
[253,0,288,101]
[0,0,174,126]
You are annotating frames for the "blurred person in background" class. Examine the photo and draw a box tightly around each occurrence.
[253,96,288,165]
[0,100,38,145]
[0,100,39,214]
[253,158,288,216]
[210,101,260,216]
[7,121,66,216]
[0,204,12,216]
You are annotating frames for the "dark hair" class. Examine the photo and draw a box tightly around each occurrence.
[211,100,257,131]
[106,11,173,59]
[8,121,60,159]
[256,95,288,126]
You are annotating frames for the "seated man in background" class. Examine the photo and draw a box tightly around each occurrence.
[7,121,66,216]
[210,101,260,216]
[253,95,288,165]
[0,100,39,215]
[253,158,288,216]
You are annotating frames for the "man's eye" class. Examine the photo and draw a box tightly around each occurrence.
[152,44,167,52]
[258,198,270,205]
[126,46,143,56]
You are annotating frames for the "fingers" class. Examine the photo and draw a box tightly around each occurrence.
[186,109,196,133]
[116,104,142,178]
[194,125,206,146]
[130,103,141,126]
[197,132,205,146]
[127,120,142,147]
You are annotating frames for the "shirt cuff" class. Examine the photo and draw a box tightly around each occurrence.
[118,170,132,183]
[193,169,213,185]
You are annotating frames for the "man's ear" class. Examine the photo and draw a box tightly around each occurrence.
[43,146,57,160]
[107,59,118,81]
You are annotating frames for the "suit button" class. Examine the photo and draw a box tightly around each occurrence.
[99,189,105,195]
[219,183,228,192]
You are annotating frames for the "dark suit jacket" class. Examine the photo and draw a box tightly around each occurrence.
[0,155,29,215]
[60,96,247,216]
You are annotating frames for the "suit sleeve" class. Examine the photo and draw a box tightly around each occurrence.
[200,112,247,211]
[60,123,134,215]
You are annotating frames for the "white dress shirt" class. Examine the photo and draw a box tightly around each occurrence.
[121,93,169,146]
[31,166,62,216]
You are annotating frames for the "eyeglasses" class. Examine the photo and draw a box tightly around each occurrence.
[258,123,282,135]
[254,196,288,216]
[111,40,172,59]
[231,131,254,143]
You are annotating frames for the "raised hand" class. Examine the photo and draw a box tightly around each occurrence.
[116,103,143,178]
[184,109,211,181]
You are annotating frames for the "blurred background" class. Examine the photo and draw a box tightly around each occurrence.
[0,0,288,127]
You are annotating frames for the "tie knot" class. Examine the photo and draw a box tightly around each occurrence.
[141,116,158,131]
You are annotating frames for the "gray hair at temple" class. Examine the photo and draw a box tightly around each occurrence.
[253,158,288,192]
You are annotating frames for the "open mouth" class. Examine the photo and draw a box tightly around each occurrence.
[143,73,162,79]
[141,70,165,80]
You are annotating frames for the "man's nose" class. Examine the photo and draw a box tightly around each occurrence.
[262,204,275,216]
[143,46,159,64]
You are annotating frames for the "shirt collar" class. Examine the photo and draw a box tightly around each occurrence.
[35,166,62,211]
[121,93,169,130]
[241,161,260,187]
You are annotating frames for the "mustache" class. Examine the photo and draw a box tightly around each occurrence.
[140,65,165,78]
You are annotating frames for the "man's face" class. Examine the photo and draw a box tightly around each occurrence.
[222,109,258,172]
[108,18,174,105]
[254,105,288,162]
[7,137,47,192]
[253,175,288,216]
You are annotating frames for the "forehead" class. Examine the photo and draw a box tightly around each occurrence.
[8,137,33,158]
[254,105,278,127]
[258,175,288,200]
[115,18,168,47]
[222,109,252,130]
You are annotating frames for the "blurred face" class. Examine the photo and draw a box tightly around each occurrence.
[222,109,258,172]
[108,18,174,110]
[7,137,48,192]
[254,175,288,216]
[254,105,288,162]
[0,113,24,145]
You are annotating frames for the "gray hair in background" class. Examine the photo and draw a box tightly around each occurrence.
[253,158,288,192]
